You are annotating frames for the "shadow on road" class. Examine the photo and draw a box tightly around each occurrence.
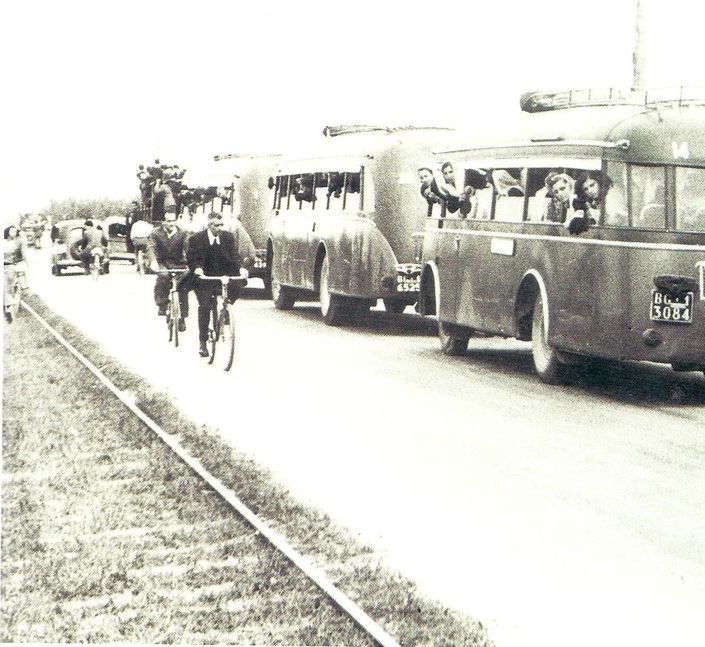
[280,303,437,336]
[458,345,705,406]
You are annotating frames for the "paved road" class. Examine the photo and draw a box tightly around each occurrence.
[19,249,705,647]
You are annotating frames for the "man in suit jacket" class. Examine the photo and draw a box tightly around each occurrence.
[186,211,243,357]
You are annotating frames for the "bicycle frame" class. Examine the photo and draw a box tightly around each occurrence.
[163,268,189,347]
[199,271,248,371]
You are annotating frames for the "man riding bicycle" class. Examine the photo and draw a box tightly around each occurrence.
[186,211,244,357]
[78,220,108,274]
[149,212,191,331]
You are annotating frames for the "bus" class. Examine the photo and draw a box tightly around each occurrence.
[213,153,281,291]
[417,88,705,383]
[266,125,452,325]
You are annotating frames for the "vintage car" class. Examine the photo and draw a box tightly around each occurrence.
[50,219,110,275]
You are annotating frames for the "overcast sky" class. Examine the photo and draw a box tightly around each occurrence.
[3,0,704,221]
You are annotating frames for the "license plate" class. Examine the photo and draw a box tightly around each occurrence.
[650,289,693,324]
[397,274,420,292]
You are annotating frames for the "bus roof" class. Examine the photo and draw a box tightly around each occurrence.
[275,126,455,174]
[437,103,705,165]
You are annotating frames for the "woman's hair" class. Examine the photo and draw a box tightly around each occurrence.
[4,225,18,239]
[574,170,613,202]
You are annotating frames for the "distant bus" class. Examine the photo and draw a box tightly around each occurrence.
[266,125,452,325]
[213,154,280,290]
[417,88,705,382]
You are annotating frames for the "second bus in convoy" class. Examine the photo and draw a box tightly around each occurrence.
[417,88,705,383]
[266,125,452,325]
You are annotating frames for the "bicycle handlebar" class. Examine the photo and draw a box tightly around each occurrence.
[197,270,249,283]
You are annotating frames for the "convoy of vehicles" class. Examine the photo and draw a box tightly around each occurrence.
[41,90,705,382]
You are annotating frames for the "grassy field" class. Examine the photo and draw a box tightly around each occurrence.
[2,296,492,646]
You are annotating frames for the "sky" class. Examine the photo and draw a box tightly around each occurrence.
[3,0,704,222]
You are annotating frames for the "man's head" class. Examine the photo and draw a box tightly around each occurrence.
[441,162,455,184]
[163,212,177,232]
[206,211,225,236]
[418,167,434,187]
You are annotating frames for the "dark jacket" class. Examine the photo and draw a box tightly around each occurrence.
[186,228,241,277]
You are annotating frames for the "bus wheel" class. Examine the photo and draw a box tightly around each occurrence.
[383,298,407,314]
[319,255,345,326]
[272,279,295,310]
[439,320,470,356]
[531,293,564,384]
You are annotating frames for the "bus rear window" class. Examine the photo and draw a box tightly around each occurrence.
[675,167,705,231]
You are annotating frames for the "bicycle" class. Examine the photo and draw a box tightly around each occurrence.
[163,268,189,347]
[199,270,248,371]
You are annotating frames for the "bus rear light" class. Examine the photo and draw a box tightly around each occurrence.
[381,276,396,291]
[697,261,705,301]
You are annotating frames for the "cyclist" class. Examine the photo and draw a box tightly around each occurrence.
[186,211,244,357]
[148,212,191,330]
[78,220,108,274]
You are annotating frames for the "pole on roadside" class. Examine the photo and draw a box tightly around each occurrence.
[632,0,645,91]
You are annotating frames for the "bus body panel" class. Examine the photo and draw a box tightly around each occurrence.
[426,222,705,366]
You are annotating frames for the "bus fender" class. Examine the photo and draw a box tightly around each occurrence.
[419,261,441,317]
[515,269,548,341]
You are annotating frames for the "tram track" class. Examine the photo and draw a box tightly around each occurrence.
[13,298,403,647]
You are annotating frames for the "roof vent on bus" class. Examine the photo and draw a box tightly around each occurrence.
[520,87,705,113]
[322,125,454,137]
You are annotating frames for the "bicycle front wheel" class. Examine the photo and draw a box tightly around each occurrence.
[169,295,181,347]
[208,300,219,365]
[216,307,236,371]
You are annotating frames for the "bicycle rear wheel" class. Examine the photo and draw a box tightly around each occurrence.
[168,294,181,347]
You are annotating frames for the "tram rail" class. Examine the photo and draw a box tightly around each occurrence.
[18,298,402,647]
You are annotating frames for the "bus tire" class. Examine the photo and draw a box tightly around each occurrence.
[319,254,345,326]
[439,320,470,356]
[531,293,564,384]
[272,279,295,310]
[383,298,407,314]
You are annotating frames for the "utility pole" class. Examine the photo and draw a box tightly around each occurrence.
[632,0,646,91]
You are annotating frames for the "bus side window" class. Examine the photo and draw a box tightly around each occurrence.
[526,168,551,222]
[294,174,314,208]
[491,168,525,222]
[675,167,705,231]
[604,161,628,226]
[342,172,361,210]
[327,172,344,207]
[313,172,329,210]
[631,165,666,228]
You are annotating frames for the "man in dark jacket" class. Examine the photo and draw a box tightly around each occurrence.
[186,211,243,357]
[149,212,191,329]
